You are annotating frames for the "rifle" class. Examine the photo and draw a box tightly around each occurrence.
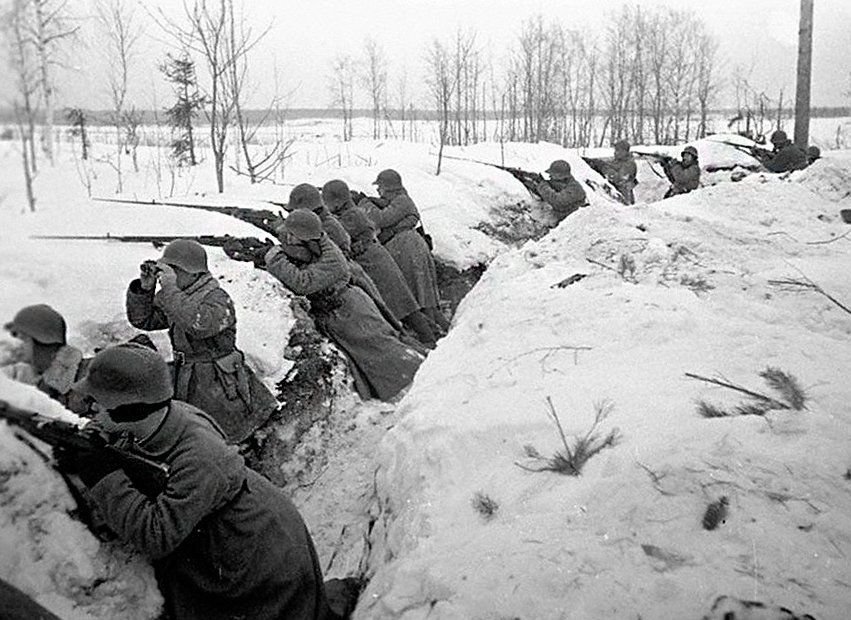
[32,234,275,268]
[632,151,676,182]
[0,399,169,497]
[434,153,544,198]
[709,139,772,164]
[92,196,285,236]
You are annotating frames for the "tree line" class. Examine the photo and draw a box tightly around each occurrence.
[6,1,795,202]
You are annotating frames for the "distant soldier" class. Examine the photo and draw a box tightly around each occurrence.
[265,210,424,401]
[536,160,588,222]
[806,145,821,166]
[607,140,638,205]
[2,304,88,413]
[359,169,449,333]
[126,239,277,443]
[322,179,437,348]
[662,146,701,198]
[70,343,340,620]
[755,130,808,173]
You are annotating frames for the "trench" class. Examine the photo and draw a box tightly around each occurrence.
[237,198,545,612]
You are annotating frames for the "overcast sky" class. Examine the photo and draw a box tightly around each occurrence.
[5,0,851,110]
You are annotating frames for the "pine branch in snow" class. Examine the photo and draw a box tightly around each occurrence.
[516,398,621,476]
[696,400,732,418]
[759,367,807,411]
[471,492,499,520]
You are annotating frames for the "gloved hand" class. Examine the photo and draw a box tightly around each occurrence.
[139,260,160,291]
[76,449,124,488]
[156,263,178,289]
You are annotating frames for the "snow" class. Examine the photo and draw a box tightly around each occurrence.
[2,128,851,619]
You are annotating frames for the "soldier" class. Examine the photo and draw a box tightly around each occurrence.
[265,210,424,401]
[126,239,277,443]
[758,130,808,173]
[288,183,353,253]
[321,179,437,348]
[536,160,588,222]
[607,140,638,205]
[2,304,89,413]
[806,145,821,166]
[69,343,341,620]
[662,146,701,198]
[358,169,449,333]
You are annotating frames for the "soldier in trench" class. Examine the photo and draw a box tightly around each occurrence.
[125,239,277,444]
[68,342,353,620]
[357,169,450,334]
[322,178,438,348]
[265,209,424,401]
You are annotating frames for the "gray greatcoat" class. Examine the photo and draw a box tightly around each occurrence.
[126,273,277,443]
[265,235,423,401]
[88,401,331,620]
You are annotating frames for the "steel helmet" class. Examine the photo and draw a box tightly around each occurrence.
[546,160,572,180]
[288,183,323,211]
[160,239,208,273]
[373,169,403,190]
[807,145,821,162]
[321,179,351,208]
[770,130,788,145]
[4,304,67,345]
[284,209,323,241]
[682,145,698,158]
[73,343,173,410]
[614,139,631,152]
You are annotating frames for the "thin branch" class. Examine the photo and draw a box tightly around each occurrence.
[684,372,788,409]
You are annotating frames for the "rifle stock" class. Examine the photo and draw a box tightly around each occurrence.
[0,399,169,496]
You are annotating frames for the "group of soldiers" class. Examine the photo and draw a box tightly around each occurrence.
[574,129,818,208]
[1,168,447,619]
[0,130,825,617]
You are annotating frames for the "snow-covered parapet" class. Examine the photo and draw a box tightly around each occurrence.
[0,376,163,620]
[356,167,851,618]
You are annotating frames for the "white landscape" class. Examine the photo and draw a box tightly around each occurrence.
[0,118,850,620]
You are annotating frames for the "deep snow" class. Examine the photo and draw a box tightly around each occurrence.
[1,128,850,619]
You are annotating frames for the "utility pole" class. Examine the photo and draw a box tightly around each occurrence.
[793,0,814,147]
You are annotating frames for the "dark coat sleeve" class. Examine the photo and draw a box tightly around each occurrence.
[156,283,236,340]
[537,179,587,216]
[126,279,170,331]
[364,195,419,230]
[88,443,238,560]
[265,235,351,295]
[764,145,808,173]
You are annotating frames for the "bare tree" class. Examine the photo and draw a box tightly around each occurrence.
[329,53,355,141]
[153,0,269,192]
[4,0,40,210]
[361,37,387,140]
[31,0,78,164]
[96,0,141,190]
[425,38,455,174]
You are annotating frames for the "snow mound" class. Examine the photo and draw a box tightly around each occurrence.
[0,377,163,620]
[357,170,851,618]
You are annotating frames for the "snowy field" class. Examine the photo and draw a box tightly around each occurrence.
[1,122,851,619]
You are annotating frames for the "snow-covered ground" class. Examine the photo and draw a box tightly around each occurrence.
[1,127,850,619]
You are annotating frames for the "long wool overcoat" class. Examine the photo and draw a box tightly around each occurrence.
[360,191,441,312]
[126,273,276,443]
[89,402,331,620]
[265,235,422,401]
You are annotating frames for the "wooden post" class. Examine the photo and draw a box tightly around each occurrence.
[794,0,814,147]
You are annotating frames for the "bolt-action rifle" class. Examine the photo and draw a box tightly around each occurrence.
[0,399,169,497]
[92,196,286,236]
[32,234,275,268]
[434,153,544,198]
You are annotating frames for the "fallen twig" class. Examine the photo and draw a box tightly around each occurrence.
[685,372,789,410]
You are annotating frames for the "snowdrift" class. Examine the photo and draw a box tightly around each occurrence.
[357,160,851,618]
